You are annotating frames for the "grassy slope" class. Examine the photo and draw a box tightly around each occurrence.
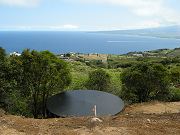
[167,49,180,57]
[66,61,122,95]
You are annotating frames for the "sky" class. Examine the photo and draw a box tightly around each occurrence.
[0,0,180,31]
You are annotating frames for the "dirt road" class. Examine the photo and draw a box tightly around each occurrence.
[0,102,180,135]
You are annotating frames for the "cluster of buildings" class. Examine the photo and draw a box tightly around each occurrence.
[58,52,108,63]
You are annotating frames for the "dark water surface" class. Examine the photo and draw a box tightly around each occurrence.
[47,90,124,116]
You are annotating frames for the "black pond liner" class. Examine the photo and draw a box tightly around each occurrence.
[46,90,124,117]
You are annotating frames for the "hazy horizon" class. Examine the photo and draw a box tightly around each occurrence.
[0,0,180,31]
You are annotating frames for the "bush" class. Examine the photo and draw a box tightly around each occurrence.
[2,49,71,118]
[121,63,171,103]
[86,69,111,91]
[170,87,180,101]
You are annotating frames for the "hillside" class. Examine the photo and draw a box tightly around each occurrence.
[0,102,180,135]
[98,25,180,39]
[125,47,180,57]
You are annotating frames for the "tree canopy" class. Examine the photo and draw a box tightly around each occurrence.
[170,66,180,88]
[86,69,111,91]
[121,63,171,103]
[0,47,7,106]
[5,49,71,118]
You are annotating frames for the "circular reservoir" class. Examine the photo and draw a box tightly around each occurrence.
[46,90,124,117]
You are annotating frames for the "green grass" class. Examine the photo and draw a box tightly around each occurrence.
[105,68,122,96]
[66,61,123,95]
[66,61,93,90]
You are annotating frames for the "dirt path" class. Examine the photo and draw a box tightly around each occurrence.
[124,101,180,114]
[0,102,180,135]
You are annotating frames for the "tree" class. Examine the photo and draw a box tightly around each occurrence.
[86,69,111,91]
[64,53,71,57]
[0,47,7,106]
[8,50,71,118]
[121,63,170,103]
[169,66,180,101]
[170,66,180,87]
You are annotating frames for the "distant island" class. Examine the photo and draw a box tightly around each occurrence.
[96,25,180,39]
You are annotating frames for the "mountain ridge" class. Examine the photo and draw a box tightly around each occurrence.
[97,25,180,39]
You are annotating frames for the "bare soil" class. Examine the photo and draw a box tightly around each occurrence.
[0,102,180,135]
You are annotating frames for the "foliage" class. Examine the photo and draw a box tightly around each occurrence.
[6,49,71,118]
[6,90,32,117]
[0,47,8,107]
[66,62,93,90]
[121,63,171,103]
[107,56,137,68]
[86,69,111,91]
[170,66,180,87]
[104,69,122,95]
[64,53,71,57]
[169,66,180,102]
[169,87,180,101]
[86,60,107,68]
[67,62,122,94]
[160,57,180,65]
[1,46,180,118]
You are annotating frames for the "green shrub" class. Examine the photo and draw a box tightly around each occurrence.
[86,69,111,91]
[121,63,171,103]
[170,87,180,101]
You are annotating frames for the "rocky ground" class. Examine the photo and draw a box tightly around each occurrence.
[0,101,180,135]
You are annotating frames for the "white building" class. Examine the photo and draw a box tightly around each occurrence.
[10,52,21,56]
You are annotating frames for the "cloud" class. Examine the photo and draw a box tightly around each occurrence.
[62,24,79,29]
[0,24,80,31]
[75,0,180,25]
[49,25,79,30]
[78,0,165,16]
[0,0,41,7]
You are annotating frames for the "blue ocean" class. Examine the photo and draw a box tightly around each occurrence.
[0,31,180,54]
